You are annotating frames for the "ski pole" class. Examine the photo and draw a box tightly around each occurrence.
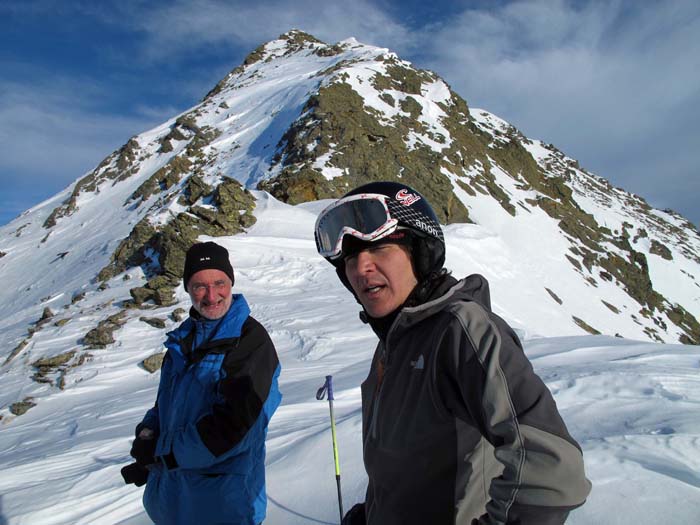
[316,375,344,523]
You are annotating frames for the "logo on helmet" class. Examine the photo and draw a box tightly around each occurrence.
[415,219,439,237]
[396,189,422,206]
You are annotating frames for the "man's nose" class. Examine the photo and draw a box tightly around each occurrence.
[354,250,376,273]
[205,286,219,301]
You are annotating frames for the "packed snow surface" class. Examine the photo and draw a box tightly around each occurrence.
[0,193,698,524]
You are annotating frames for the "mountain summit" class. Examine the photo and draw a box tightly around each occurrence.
[1,30,699,380]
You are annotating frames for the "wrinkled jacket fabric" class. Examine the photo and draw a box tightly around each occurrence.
[139,294,281,525]
[360,274,591,524]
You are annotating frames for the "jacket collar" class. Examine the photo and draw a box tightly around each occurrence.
[365,273,493,341]
[166,293,251,357]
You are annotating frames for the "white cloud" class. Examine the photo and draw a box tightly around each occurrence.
[410,0,700,222]
[2,0,698,225]
[0,77,175,187]
[106,0,414,62]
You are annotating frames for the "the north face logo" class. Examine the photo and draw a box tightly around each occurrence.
[410,354,425,370]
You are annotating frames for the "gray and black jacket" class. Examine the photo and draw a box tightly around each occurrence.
[360,273,591,525]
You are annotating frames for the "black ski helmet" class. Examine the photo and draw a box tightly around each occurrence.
[315,181,446,283]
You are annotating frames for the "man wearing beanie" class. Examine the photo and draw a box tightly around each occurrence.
[123,241,282,525]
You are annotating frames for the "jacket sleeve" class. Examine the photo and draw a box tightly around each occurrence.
[136,352,171,437]
[437,303,591,524]
[170,316,281,469]
[136,404,159,437]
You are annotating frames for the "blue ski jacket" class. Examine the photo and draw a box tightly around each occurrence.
[138,294,281,525]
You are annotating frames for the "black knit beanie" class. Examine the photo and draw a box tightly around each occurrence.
[183,242,235,291]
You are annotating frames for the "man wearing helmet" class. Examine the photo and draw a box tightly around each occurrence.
[314,182,591,525]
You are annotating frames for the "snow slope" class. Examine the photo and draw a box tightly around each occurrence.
[1,193,699,524]
[1,31,697,355]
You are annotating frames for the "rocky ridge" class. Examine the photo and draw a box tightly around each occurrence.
[1,30,699,419]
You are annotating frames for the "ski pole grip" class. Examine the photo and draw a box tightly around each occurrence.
[316,375,334,400]
[326,375,334,401]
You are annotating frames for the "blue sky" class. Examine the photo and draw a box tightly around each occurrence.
[1,0,698,227]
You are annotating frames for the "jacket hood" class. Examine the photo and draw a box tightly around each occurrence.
[450,273,492,310]
[399,273,492,328]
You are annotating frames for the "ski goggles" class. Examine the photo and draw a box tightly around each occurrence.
[315,193,398,259]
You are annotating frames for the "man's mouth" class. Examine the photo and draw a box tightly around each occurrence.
[202,300,222,308]
[364,284,385,295]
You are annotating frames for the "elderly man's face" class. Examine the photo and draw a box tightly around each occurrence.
[187,269,233,320]
[344,243,418,318]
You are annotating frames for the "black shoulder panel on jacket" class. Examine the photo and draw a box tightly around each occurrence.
[196,316,279,457]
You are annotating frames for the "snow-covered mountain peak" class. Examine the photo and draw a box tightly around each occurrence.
[0,31,698,361]
[1,31,700,525]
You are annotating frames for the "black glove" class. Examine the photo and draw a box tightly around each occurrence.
[341,503,366,525]
[130,435,157,466]
[121,462,149,487]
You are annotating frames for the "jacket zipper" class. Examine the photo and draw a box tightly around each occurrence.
[368,315,402,441]
[369,348,385,441]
